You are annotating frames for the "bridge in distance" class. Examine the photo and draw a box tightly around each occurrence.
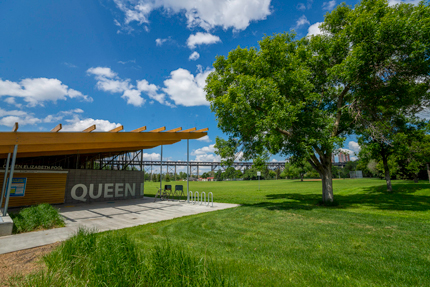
[101,153,349,176]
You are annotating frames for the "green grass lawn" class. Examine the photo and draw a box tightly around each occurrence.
[132,179,430,286]
[18,179,430,286]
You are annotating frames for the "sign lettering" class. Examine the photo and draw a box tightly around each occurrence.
[71,184,88,202]
[70,182,143,202]
[3,164,63,170]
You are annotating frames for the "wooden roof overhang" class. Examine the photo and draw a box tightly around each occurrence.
[0,125,208,159]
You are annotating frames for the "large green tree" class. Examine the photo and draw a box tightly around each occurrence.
[358,117,426,190]
[205,0,430,202]
[359,121,430,187]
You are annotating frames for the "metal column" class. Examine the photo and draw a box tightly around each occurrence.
[187,139,189,203]
[141,149,144,197]
[160,145,163,191]
[0,153,11,211]
[140,149,143,171]
[3,145,18,216]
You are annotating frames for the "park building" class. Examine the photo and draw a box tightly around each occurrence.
[0,122,208,236]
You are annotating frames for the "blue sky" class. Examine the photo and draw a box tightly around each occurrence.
[0,0,416,167]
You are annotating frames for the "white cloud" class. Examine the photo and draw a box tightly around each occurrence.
[97,78,132,94]
[189,51,200,61]
[62,116,121,132]
[162,66,212,106]
[0,108,86,128]
[271,159,278,162]
[118,59,136,64]
[0,109,40,127]
[64,62,77,68]
[4,97,22,108]
[195,153,221,162]
[87,67,145,107]
[388,0,421,6]
[141,152,161,161]
[155,38,172,46]
[114,0,272,32]
[192,144,216,156]
[348,141,361,154]
[196,135,210,142]
[307,0,313,9]
[0,115,40,127]
[122,89,145,106]
[136,79,168,105]
[155,38,167,46]
[186,32,221,49]
[88,65,210,107]
[296,3,306,10]
[0,78,92,107]
[294,15,310,29]
[322,0,336,11]
[87,67,117,79]
[307,22,323,37]
[191,143,244,162]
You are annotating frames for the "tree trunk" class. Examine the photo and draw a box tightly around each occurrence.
[321,167,334,203]
[381,151,392,192]
[300,173,304,182]
[427,164,430,184]
[413,174,419,183]
[308,152,334,203]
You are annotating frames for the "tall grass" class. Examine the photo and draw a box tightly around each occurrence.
[15,228,240,287]
[10,203,65,233]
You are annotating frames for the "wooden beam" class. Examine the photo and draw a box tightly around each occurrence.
[193,128,209,133]
[180,127,196,133]
[131,126,147,132]
[109,125,124,133]
[51,124,62,132]
[0,140,180,155]
[165,127,182,133]
[83,125,96,132]
[149,126,166,133]
[0,141,180,158]
[12,122,18,132]
[0,131,206,146]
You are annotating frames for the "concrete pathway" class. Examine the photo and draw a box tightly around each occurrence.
[0,197,238,254]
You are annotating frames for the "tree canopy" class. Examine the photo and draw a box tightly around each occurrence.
[205,0,430,202]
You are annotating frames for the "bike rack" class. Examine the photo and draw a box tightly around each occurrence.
[193,191,199,205]
[200,192,206,205]
[208,192,213,207]
[187,191,213,207]
[189,191,193,203]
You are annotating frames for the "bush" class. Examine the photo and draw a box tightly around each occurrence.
[9,203,65,234]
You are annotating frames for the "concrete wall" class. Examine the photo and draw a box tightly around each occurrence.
[65,170,144,204]
[0,215,13,237]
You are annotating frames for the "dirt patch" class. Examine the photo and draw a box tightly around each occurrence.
[0,243,60,284]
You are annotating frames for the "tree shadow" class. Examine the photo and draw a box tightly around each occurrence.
[243,183,430,212]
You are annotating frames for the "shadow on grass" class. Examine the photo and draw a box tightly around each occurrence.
[244,183,430,212]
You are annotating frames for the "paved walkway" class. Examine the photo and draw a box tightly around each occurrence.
[0,197,238,254]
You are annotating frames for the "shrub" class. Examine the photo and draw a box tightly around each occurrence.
[10,203,65,234]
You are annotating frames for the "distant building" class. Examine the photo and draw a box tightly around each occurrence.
[199,177,215,182]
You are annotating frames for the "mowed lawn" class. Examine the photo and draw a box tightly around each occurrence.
[124,179,430,286]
